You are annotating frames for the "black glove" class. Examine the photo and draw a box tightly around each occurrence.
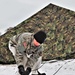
[37,71,46,75]
[18,65,31,75]
[26,67,31,73]
[18,65,25,75]
[24,67,31,75]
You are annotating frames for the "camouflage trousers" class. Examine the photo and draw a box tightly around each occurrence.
[8,40,42,74]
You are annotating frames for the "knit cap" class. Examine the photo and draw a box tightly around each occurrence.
[34,30,46,44]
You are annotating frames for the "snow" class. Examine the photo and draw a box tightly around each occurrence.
[0,59,75,75]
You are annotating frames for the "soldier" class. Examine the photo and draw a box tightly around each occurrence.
[8,30,46,75]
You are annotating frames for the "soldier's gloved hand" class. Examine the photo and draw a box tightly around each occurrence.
[37,71,46,75]
[25,67,31,75]
[18,65,25,75]
[18,65,31,75]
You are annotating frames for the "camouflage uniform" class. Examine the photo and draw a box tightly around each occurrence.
[9,32,44,74]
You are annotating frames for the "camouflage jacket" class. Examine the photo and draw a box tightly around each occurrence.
[10,32,44,60]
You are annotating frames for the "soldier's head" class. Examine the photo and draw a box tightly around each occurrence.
[33,30,46,46]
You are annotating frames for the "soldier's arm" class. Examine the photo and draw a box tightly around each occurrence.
[16,33,28,53]
[37,44,44,56]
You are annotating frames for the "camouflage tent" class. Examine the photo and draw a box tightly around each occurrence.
[0,3,75,64]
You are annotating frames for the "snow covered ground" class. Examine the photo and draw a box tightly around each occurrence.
[0,59,75,75]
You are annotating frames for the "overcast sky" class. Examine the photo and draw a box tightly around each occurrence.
[0,0,75,35]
